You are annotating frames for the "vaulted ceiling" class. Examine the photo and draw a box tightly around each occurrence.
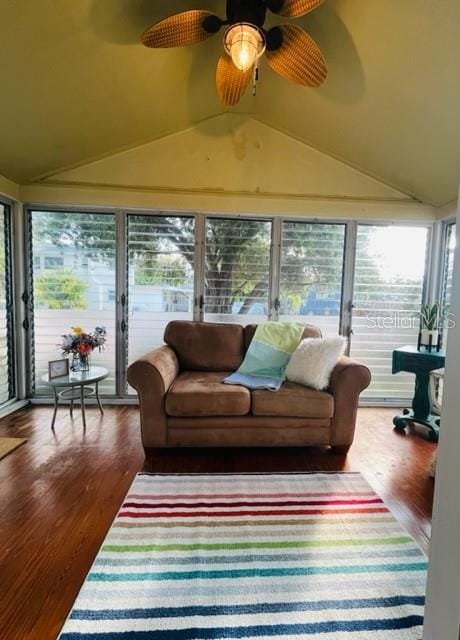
[1,0,459,206]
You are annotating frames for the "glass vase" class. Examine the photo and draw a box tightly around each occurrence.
[70,353,91,372]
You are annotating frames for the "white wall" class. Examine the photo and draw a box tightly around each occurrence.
[424,192,460,639]
[436,200,457,220]
[20,115,435,222]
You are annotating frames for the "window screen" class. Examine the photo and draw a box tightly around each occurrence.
[30,211,116,394]
[279,222,346,335]
[0,205,15,405]
[351,224,428,400]
[127,214,195,365]
[204,217,272,324]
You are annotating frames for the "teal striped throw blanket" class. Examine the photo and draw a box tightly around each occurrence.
[224,322,304,391]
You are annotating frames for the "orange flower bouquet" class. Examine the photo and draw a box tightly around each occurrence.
[61,326,106,371]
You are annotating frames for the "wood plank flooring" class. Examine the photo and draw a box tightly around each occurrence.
[0,405,436,640]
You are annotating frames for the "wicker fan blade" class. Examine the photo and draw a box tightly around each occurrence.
[216,54,252,107]
[273,0,324,18]
[141,10,217,48]
[266,25,327,87]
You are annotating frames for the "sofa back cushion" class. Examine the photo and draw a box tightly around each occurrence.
[164,321,245,371]
[243,323,322,352]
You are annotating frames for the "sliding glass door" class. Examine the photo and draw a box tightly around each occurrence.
[0,204,15,406]
[279,222,346,335]
[29,211,117,394]
[350,224,429,400]
[127,214,195,364]
[204,217,272,324]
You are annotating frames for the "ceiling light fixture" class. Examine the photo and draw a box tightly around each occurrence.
[223,23,266,72]
[141,0,328,107]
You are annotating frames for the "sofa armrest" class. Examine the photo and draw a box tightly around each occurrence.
[127,346,179,448]
[328,356,371,447]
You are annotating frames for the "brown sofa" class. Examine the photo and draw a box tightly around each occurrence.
[127,321,371,451]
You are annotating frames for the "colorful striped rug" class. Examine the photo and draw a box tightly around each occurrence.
[59,473,427,639]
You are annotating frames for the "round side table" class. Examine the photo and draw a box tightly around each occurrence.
[41,366,109,429]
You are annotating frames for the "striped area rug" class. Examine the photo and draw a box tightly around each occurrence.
[59,473,427,639]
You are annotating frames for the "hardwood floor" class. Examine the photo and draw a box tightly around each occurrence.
[0,404,436,640]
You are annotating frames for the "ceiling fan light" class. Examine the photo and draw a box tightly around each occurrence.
[224,23,265,72]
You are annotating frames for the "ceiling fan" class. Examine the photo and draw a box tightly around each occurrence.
[141,0,327,107]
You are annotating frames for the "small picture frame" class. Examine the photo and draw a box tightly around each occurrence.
[48,359,69,379]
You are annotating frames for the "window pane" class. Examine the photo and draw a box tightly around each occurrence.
[351,225,428,400]
[204,218,272,324]
[279,222,345,335]
[44,256,64,269]
[0,205,15,405]
[441,222,456,345]
[30,211,116,395]
[127,215,195,366]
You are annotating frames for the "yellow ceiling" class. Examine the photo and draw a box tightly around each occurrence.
[1,0,459,206]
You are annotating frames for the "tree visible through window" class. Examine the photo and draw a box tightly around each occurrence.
[127,215,195,365]
[30,211,116,394]
[35,269,88,309]
[204,218,272,322]
[279,222,346,335]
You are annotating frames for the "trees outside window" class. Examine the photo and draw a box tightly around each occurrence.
[34,269,88,309]
[28,211,431,401]
[279,222,346,335]
[127,215,195,365]
[30,211,116,395]
[204,218,272,322]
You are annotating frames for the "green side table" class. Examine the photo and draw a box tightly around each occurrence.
[392,345,445,442]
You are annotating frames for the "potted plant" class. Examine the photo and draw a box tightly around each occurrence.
[61,326,107,371]
[420,303,440,351]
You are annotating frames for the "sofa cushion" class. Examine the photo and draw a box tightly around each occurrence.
[251,382,334,418]
[286,336,346,390]
[164,321,245,371]
[243,324,322,352]
[166,371,250,417]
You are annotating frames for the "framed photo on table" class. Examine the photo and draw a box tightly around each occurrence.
[48,359,69,379]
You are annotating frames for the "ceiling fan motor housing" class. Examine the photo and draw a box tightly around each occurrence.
[202,14,223,33]
[266,26,283,51]
[226,0,267,27]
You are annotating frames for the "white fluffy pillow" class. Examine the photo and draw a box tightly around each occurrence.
[285,336,346,390]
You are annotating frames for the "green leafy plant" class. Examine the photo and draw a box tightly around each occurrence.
[35,269,88,310]
[421,302,440,330]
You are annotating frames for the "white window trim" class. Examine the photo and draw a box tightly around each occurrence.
[22,205,436,405]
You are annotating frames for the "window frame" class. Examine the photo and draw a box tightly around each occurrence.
[276,218,348,336]
[350,220,432,404]
[202,214,274,323]
[124,211,197,396]
[438,217,456,342]
[25,206,119,397]
[23,205,435,406]
[0,201,17,407]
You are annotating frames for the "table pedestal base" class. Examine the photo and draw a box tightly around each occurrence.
[393,409,440,442]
